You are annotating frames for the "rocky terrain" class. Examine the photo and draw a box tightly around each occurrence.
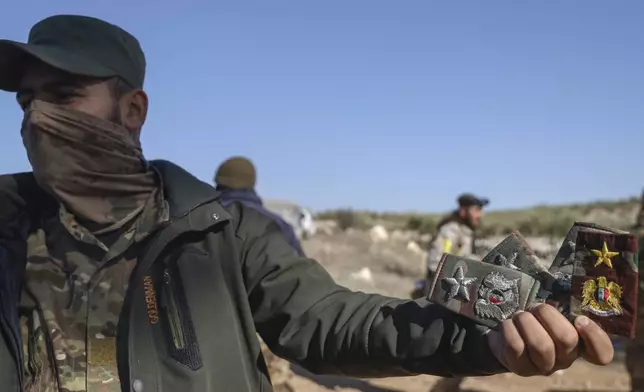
[259,208,640,391]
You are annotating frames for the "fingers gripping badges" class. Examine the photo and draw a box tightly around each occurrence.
[427,253,541,329]
[570,230,639,338]
[546,222,631,317]
[427,223,639,338]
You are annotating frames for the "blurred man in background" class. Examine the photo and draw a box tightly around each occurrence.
[626,188,644,392]
[412,193,489,299]
[214,156,306,256]
[412,193,488,392]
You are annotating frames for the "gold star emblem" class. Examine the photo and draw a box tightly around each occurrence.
[590,241,619,269]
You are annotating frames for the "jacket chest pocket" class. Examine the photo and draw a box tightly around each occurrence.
[158,251,203,371]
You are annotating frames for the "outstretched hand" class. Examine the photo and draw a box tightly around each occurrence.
[487,304,614,376]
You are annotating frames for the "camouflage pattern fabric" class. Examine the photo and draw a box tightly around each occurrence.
[626,250,644,392]
[428,225,638,339]
[569,230,638,338]
[626,205,644,392]
[428,251,541,329]
[426,220,476,275]
[20,189,168,392]
[544,222,631,319]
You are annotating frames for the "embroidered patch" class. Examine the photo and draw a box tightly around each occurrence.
[442,266,476,302]
[474,272,520,322]
[590,241,619,269]
[581,277,623,317]
[493,252,520,270]
[143,275,159,324]
[570,230,638,338]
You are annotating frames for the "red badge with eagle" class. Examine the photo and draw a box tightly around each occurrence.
[571,230,639,338]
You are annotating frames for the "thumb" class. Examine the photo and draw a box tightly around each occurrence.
[574,316,613,366]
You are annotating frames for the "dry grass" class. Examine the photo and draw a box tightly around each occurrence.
[317,196,641,238]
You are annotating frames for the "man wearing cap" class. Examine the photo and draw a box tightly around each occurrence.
[214,156,306,390]
[423,193,489,285]
[412,193,488,392]
[0,14,615,392]
[214,157,305,258]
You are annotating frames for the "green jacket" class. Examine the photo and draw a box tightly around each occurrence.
[0,160,505,392]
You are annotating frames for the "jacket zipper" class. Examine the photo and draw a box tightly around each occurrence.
[163,269,186,350]
[29,290,60,389]
[26,313,37,377]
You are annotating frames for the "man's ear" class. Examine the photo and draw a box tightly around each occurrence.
[121,89,148,137]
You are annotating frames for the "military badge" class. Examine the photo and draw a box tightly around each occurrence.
[492,252,520,270]
[427,224,639,338]
[581,277,623,316]
[474,272,520,322]
[570,230,639,338]
[590,241,619,269]
[442,266,476,302]
[427,253,540,329]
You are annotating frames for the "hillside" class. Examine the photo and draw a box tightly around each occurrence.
[316,196,641,239]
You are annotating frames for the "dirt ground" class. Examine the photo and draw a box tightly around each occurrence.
[287,360,630,392]
[266,231,634,392]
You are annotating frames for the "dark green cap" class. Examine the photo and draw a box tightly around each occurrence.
[457,193,490,208]
[214,157,257,190]
[0,15,145,92]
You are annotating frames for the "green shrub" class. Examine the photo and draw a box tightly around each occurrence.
[323,209,372,231]
[406,215,437,235]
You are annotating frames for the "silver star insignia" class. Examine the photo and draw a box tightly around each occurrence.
[494,252,520,270]
[443,266,476,302]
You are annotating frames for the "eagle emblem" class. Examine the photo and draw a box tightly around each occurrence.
[474,272,520,322]
[581,277,623,317]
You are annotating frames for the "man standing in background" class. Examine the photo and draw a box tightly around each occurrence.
[0,14,618,392]
[412,193,489,299]
[214,156,307,391]
[214,156,306,256]
[414,193,488,392]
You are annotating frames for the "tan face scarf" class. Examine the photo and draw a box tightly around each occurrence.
[21,100,157,229]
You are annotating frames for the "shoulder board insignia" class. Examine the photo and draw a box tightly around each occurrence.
[428,253,540,329]
[570,230,638,338]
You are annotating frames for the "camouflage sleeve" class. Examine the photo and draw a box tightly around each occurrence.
[235,205,505,377]
[459,232,476,260]
[426,221,462,274]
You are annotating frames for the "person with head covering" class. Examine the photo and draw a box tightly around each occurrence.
[214,156,305,256]
[0,14,615,392]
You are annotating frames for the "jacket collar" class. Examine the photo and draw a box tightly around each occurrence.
[217,187,263,207]
[0,159,232,232]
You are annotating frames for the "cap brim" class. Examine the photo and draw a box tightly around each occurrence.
[477,198,490,207]
[0,40,117,92]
